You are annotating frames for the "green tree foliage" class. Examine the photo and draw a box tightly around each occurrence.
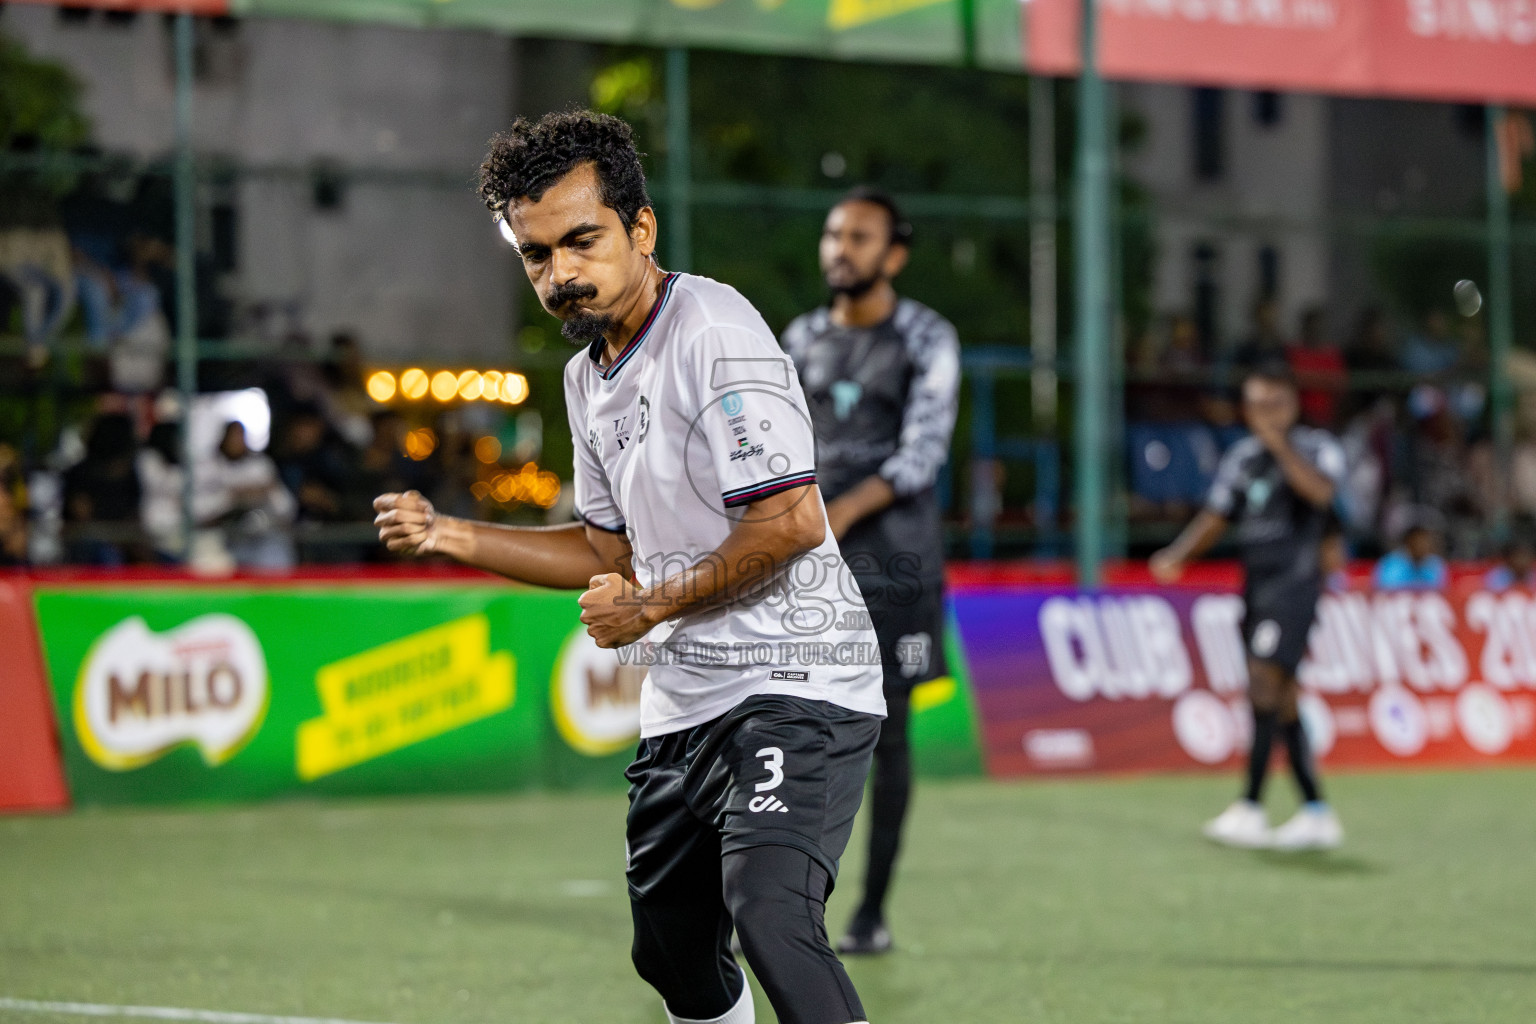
[0,31,92,225]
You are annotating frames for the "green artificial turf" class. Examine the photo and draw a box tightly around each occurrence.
[2,769,1533,1023]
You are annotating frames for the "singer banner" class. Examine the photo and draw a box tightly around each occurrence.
[954,579,1536,777]
[1028,0,1536,106]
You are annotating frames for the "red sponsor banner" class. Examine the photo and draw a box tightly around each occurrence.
[953,579,1536,777]
[0,579,70,813]
[1028,0,1536,106]
[9,0,230,15]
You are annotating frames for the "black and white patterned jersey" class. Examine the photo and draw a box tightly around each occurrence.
[1204,426,1346,576]
[780,298,960,588]
[564,272,885,737]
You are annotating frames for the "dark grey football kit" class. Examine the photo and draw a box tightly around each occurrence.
[782,298,960,943]
[1204,427,1346,673]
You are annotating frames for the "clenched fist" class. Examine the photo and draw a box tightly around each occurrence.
[373,491,442,556]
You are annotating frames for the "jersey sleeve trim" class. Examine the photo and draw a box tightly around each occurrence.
[721,471,817,508]
[575,509,627,534]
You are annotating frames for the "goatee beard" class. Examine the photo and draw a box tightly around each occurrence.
[561,311,617,346]
[829,274,881,300]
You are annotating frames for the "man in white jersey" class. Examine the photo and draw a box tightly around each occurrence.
[374,111,884,1024]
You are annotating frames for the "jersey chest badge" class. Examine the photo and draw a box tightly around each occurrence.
[831,380,862,421]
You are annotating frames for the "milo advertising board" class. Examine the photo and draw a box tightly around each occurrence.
[33,583,982,806]
[36,586,563,804]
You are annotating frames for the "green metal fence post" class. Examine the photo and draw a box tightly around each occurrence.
[1073,0,1112,586]
[1487,106,1516,542]
[665,48,693,274]
[174,12,200,554]
[1030,75,1059,557]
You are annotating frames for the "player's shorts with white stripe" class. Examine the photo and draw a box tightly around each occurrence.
[625,694,880,900]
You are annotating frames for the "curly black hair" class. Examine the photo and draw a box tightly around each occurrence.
[478,111,651,232]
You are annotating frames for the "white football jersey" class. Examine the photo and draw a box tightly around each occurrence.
[563,272,887,737]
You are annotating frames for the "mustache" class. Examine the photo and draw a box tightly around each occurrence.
[547,281,598,311]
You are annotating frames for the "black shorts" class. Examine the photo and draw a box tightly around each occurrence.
[1242,571,1321,675]
[862,579,948,694]
[624,694,880,903]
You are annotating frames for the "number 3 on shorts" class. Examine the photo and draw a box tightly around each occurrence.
[754,747,784,793]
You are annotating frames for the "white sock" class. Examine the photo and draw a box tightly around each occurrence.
[665,975,754,1024]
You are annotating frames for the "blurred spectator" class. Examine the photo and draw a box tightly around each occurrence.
[1128,313,1207,422]
[63,412,142,566]
[1400,308,1459,377]
[273,404,350,522]
[1399,386,1483,552]
[1337,397,1393,548]
[1286,307,1347,428]
[0,444,28,566]
[137,419,185,563]
[344,411,434,520]
[74,234,173,395]
[0,225,75,365]
[1485,530,1536,592]
[1344,307,1397,380]
[1374,514,1447,591]
[1228,296,1287,375]
[323,331,375,448]
[193,421,297,572]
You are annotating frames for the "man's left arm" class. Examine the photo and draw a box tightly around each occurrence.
[826,315,960,539]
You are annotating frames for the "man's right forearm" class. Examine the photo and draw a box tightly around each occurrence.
[433,518,620,589]
[1166,510,1228,565]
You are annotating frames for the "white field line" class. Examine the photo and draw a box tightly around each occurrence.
[0,999,398,1024]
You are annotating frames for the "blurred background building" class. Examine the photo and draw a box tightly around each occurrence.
[1,0,1532,572]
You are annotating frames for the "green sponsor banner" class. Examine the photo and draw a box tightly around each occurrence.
[35,586,574,805]
[34,583,981,807]
[231,0,1025,70]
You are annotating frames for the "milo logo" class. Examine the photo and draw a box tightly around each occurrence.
[73,615,269,771]
[552,626,645,757]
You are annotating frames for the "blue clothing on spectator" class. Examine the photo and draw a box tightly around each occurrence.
[1400,333,1458,376]
[1484,566,1536,592]
[1374,550,1447,591]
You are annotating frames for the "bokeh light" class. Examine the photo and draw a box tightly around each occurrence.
[403,427,437,461]
[399,368,429,400]
[430,370,459,402]
[457,370,484,401]
[366,371,397,403]
[475,436,502,464]
[501,373,529,404]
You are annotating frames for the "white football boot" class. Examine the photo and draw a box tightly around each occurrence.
[1270,803,1344,851]
[1202,799,1272,848]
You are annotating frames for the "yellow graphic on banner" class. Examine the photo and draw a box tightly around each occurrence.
[296,614,514,781]
[829,0,949,31]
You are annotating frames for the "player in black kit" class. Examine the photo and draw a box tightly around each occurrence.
[782,188,960,952]
[1151,364,1345,851]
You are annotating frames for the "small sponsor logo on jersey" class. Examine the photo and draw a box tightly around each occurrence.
[732,425,747,437]
[748,795,790,813]
[613,415,632,451]
[588,428,601,456]
[831,380,862,421]
[636,395,650,444]
[722,391,744,416]
[770,669,809,681]
[728,414,746,426]
[729,443,765,461]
